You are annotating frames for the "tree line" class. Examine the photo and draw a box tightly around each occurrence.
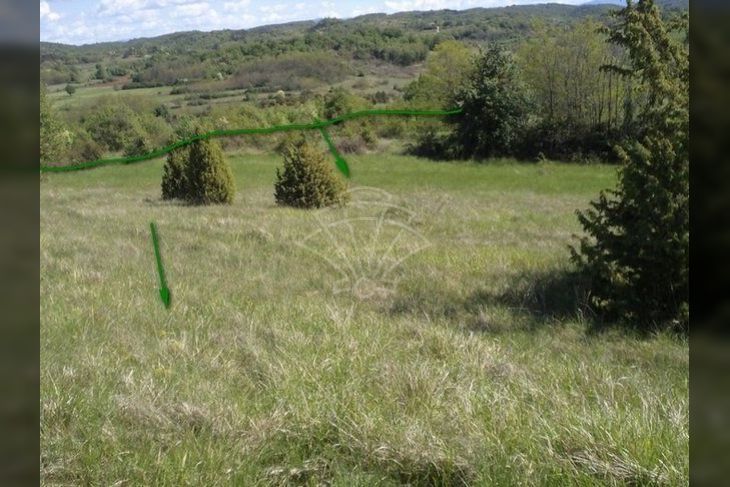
[405,18,644,162]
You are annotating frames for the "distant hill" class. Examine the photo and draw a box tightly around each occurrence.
[583,0,688,7]
[582,0,625,5]
[40,1,688,86]
[40,3,614,56]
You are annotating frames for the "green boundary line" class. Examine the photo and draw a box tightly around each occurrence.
[318,124,350,178]
[40,107,462,173]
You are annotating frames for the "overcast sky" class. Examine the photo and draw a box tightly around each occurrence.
[40,0,587,45]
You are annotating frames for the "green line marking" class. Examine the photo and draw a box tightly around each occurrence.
[40,107,462,173]
[317,122,350,178]
[149,222,171,309]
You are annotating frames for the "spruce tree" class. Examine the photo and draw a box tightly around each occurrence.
[451,45,529,159]
[571,0,689,331]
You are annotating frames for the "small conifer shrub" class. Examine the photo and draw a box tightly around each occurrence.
[274,138,349,209]
[185,139,236,205]
[161,146,190,200]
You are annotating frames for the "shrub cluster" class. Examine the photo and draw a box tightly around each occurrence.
[82,99,173,157]
[161,138,235,205]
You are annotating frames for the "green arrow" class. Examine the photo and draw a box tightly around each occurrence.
[149,222,171,309]
[318,125,350,178]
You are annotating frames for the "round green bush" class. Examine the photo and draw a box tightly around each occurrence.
[274,138,349,209]
[185,139,235,205]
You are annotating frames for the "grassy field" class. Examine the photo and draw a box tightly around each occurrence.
[40,153,688,485]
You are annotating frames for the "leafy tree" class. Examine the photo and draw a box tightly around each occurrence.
[404,40,474,108]
[69,66,81,83]
[84,103,142,151]
[123,135,152,157]
[322,88,369,119]
[516,20,631,159]
[450,45,530,158]
[40,83,70,164]
[67,129,103,164]
[154,104,170,119]
[405,40,475,158]
[95,63,107,80]
[517,21,621,129]
[64,84,76,96]
[571,0,689,331]
[137,112,174,149]
[274,137,349,208]
[185,139,235,205]
[321,88,373,147]
[108,66,128,77]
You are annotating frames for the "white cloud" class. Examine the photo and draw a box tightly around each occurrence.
[259,3,287,13]
[384,0,460,11]
[381,0,520,11]
[223,0,251,12]
[258,3,288,22]
[350,5,382,17]
[319,0,339,18]
[97,0,146,16]
[97,0,207,17]
[40,1,60,22]
[173,1,211,17]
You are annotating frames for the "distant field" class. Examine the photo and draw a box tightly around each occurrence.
[47,66,416,119]
[40,154,688,484]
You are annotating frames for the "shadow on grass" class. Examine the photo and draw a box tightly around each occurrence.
[464,270,592,328]
[389,268,594,334]
[143,196,189,207]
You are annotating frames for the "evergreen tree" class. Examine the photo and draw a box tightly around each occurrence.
[161,147,190,200]
[274,137,349,209]
[571,0,689,331]
[451,45,529,159]
[161,118,203,201]
[185,138,236,205]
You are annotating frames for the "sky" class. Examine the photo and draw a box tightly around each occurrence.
[40,0,587,46]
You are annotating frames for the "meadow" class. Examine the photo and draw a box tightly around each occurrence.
[40,153,688,485]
